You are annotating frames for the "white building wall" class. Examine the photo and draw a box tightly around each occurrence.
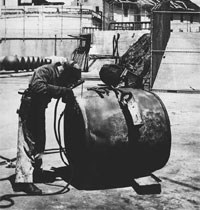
[0,13,93,37]
[113,4,139,22]
[3,0,18,6]
[0,0,4,6]
[78,0,103,12]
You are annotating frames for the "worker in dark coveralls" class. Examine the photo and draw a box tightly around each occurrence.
[14,59,81,195]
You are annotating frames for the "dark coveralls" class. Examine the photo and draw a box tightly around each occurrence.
[15,64,68,183]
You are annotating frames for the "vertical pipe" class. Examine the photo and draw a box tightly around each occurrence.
[80,3,82,34]
[103,0,105,30]
[54,34,57,56]
[122,3,123,22]
[150,12,154,90]
[23,6,25,41]
[4,6,7,39]
[38,10,39,37]
[112,1,114,22]
[42,6,44,38]
[61,5,63,41]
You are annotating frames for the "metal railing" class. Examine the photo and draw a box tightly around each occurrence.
[108,21,151,30]
[1,6,102,19]
[82,26,102,34]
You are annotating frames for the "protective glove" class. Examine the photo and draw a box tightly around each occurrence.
[62,87,74,103]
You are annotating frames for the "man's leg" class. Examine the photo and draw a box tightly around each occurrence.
[15,116,34,183]
[14,96,42,194]
[29,104,46,174]
[15,115,42,194]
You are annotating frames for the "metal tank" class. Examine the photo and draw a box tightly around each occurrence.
[64,87,171,189]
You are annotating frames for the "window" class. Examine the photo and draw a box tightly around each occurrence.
[123,4,129,17]
[124,7,128,17]
[96,6,99,13]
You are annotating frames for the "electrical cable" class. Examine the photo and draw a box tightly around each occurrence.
[0,98,73,208]
[57,108,68,166]
[53,98,74,188]
[0,80,85,207]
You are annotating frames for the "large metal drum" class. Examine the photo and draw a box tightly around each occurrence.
[64,88,171,189]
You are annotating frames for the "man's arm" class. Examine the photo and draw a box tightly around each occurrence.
[47,84,72,99]
[30,66,72,99]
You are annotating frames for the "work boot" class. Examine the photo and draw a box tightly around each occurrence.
[13,183,42,195]
[33,168,56,183]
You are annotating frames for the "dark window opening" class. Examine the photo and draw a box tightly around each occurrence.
[124,8,128,17]
[96,6,99,13]
[180,14,183,22]
[123,4,129,17]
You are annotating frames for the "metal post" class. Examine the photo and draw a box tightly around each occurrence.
[23,6,25,41]
[42,6,44,39]
[122,3,124,22]
[4,6,7,39]
[61,5,63,41]
[80,3,82,34]
[103,0,105,30]
[54,35,57,56]
[150,12,154,90]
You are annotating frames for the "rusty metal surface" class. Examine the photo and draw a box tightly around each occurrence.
[64,88,171,189]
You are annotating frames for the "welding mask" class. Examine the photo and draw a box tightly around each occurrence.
[58,61,81,87]
[99,64,124,87]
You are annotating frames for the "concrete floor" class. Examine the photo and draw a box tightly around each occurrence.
[0,76,200,210]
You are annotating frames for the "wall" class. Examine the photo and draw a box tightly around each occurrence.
[87,30,149,74]
[112,3,140,22]
[1,0,18,6]
[0,38,78,58]
[0,0,4,6]
[90,30,149,57]
[0,8,95,38]
[0,5,103,58]
[77,0,103,12]
[171,13,200,32]
[0,6,94,58]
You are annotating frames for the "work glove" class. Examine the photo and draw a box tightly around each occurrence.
[62,87,74,103]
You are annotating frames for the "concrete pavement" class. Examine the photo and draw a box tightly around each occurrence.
[0,76,200,209]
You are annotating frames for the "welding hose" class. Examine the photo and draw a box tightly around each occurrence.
[0,82,85,206]
[53,98,69,166]
[0,110,71,209]
[53,97,75,189]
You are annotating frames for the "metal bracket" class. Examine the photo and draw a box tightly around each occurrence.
[132,174,162,195]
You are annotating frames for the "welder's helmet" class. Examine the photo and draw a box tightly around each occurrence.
[58,60,81,87]
[99,64,124,87]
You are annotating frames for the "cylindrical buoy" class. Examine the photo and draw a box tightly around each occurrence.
[0,56,5,71]
[40,58,45,66]
[19,56,26,71]
[64,88,171,189]
[29,56,36,71]
[23,56,31,72]
[2,55,19,72]
[44,58,52,65]
[34,56,40,69]
[18,56,24,71]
